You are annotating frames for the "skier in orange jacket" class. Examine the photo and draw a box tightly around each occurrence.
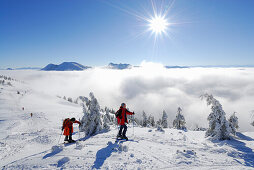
[62,118,81,143]
[115,103,134,140]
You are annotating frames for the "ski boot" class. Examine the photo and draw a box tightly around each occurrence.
[68,136,76,143]
[64,136,69,142]
[122,136,128,141]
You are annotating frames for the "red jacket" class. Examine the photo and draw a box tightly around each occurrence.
[63,119,81,136]
[116,107,134,125]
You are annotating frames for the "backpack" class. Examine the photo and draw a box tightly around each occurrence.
[63,118,70,128]
[115,109,122,119]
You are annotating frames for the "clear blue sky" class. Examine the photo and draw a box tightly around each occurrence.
[0,0,253,68]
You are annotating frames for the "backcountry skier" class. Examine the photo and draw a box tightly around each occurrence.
[115,103,134,140]
[62,117,81,143]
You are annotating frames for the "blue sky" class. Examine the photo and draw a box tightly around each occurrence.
[0,0,253,68]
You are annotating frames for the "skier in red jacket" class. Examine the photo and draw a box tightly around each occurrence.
[115,103,134,140]
[62,117,81,143]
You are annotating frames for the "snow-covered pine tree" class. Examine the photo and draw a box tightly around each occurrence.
[134,118,141,126]
[63,96,66,100]
[228,112,239,136]
[161,110,168,128]
[156,119,162,128]
[74,98,79,104]
[173,107,186,130]
[148,115,155,127]
[67,97,73,102]
[80,92,102,136]
[251,110,254,126]
[201,94,231,140]
[142,111,148,127]
[103,110,110,131]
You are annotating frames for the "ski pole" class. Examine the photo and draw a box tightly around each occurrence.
[57,130,63,144]
[78,127,80,140]
[133,114,134,136]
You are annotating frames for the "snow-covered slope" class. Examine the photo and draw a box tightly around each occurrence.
[41,62,90,71]
[1,76,254,169]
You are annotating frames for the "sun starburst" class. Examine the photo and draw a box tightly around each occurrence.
[148,15,169,35]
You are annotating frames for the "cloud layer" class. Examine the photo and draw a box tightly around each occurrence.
[2,62,254,131]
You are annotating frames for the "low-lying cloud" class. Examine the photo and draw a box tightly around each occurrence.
[2,62,254,131]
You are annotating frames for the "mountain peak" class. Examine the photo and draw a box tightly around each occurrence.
[108,63,132,70]
[41,62,91,71]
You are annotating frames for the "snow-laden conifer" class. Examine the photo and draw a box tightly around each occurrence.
[228,112,239,136]
[148,115,155,127]
[142,111,148,127]
[161,110,168,128]
[103,114,110,131]
[201,94,230,140]
[67,97,73,103]
[80,92,102,136]
[156,119,162,128]
[173,107,186,130]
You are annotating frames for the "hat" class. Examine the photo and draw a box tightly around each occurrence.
[121,103,126,107]
[70,118,76,121]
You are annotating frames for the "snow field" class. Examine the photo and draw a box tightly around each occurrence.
[1,75,254,169]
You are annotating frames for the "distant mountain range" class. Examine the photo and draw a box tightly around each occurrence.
[165,66,189,69]
[41,62,91,71]
[107,63,132,69]
[2,63,254,71]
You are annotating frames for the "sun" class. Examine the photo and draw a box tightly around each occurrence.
[148,15,169,35]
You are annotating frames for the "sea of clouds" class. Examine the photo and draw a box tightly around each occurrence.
[1,62,254,131]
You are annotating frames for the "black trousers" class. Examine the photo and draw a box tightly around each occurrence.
[119,124,127,137]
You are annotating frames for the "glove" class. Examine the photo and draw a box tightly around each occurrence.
[61,126,64,131]
[133,112,135,115]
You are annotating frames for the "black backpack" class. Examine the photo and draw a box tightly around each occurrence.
[115,109,122,119]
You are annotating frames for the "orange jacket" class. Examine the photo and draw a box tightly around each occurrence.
[63,119,81,136]
[116,107,134,125]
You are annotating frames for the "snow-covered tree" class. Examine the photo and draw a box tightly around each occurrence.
[142,111,148,127]
[228,112,239,136]
[156,119,162,128]
[74,98,79,104]
[173,107,186,130]
[103,110,110,131]
[161,110,168,128]
[201,94,231,140]
[148,115,155,127]
[67,97,73,102]
[251,110,254,126]
[63,96,66,100]
[80,92,102,136]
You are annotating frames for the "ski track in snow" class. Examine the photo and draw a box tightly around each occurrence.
[1,78,254,169]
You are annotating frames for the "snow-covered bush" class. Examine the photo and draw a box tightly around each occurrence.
[161,110,168,128]
[80,92,102,136]
[201,94,231,140]
[173,107,186,130]
[193,124,207,131]
[228,112,239,135]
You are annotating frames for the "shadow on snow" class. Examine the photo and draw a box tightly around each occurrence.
[92,139,137,169]
[215,132,254,168]
[43,145,63,159]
